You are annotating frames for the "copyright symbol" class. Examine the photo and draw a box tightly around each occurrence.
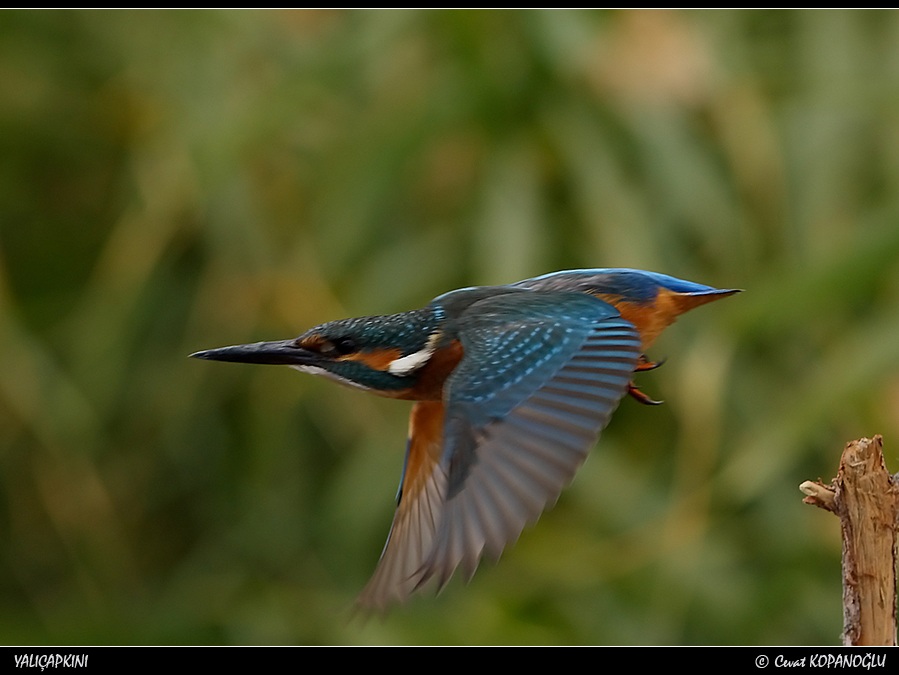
[756,655,769,668]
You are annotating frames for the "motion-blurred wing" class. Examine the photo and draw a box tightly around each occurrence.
[419,291,641,590]
[356,291,641,611]
[355,400,447,613]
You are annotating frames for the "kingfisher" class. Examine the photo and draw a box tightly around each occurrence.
[191,268,739,613]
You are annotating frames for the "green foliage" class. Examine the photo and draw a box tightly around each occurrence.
[2,9,898,644]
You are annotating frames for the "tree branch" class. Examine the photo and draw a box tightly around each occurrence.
[801,435,898,646]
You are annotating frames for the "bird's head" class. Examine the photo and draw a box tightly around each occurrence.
[191,307,442,395]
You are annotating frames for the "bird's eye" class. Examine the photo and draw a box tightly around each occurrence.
[333,337,358,354]
[321,337,358,357]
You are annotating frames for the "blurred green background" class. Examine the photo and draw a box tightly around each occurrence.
[2,9,899,645]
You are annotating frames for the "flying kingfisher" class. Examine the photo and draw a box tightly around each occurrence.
[191,268,739,612]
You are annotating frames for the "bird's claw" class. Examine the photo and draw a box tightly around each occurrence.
[628,381,663,406]
[628,355,664,404]
[635,355,666,372]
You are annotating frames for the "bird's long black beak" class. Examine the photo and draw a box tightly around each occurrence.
[190,339,315,366]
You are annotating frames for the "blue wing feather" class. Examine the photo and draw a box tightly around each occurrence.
[355,289,643,609]
[413,291,642,591]
[514,268,727,299]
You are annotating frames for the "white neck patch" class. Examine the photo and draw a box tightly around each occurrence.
[387,332,439,376]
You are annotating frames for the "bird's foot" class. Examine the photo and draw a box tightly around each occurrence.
[635,355,666,372]
[628,381,663,405]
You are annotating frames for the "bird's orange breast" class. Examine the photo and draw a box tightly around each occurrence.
[596,288,731,351]
[401,399,445,499]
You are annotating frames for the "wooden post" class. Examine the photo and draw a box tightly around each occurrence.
[800,435,898,646]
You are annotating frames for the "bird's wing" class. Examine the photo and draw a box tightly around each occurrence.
[355,291,641,612]
[355,399,448,613]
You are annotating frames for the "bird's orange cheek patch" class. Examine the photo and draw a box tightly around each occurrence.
[344,348,404,371]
